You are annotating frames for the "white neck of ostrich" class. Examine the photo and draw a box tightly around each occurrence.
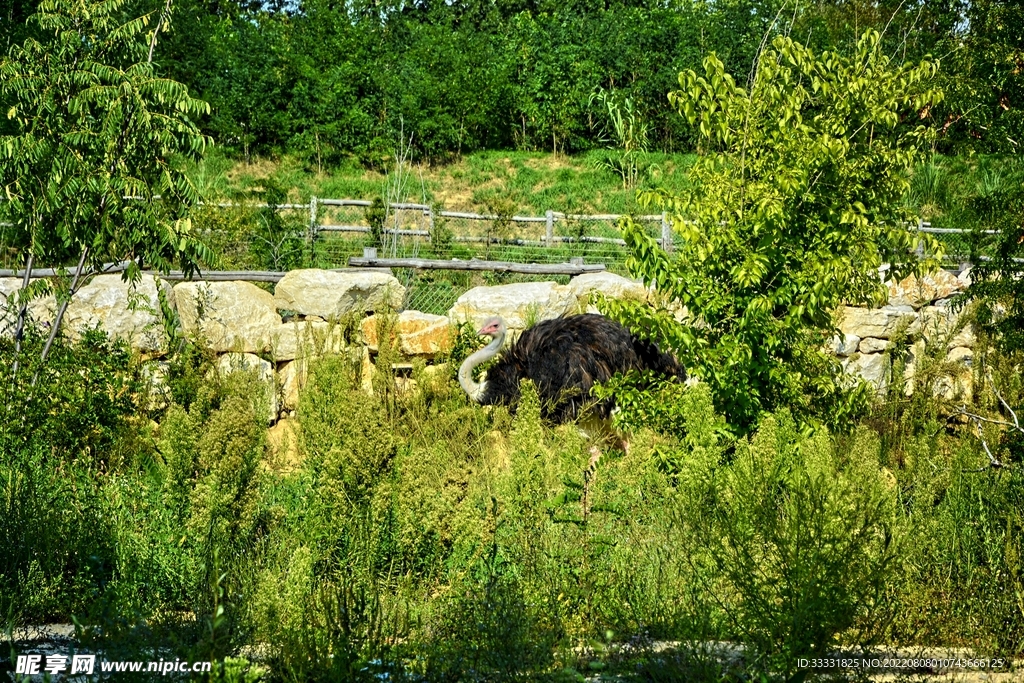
[458,328,505,402]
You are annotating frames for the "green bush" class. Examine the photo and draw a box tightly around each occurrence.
[6,313,1024,679]
[681,411,898,674]
[0,331,141,621]
[0,329,144,467]
[0,443,114,621]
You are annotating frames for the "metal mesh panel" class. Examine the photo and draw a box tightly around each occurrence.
[930,231,975,264]
[297,203,668,313]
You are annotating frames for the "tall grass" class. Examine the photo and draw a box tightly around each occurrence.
[3,324,1024,680]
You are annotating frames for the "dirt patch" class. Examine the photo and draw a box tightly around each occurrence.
[266,419,302,474]
[522,154,577,172]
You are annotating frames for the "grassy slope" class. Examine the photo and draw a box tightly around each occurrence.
[190,149,697,216]
[191,149,1020,225]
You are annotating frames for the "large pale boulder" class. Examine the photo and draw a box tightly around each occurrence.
[362,311,452,357]
[270,320,345,362]
[64,274,171,355]
[448,281,577,330]
[859,337,890,354]
[358,346,374,395]
[957,267,972,288]
[140,360,171,411]
[174,281,281,353]
[899,339,974,401]
[909,306,973,348]
[887,270,965,309]
[569,272,647,312]
[278,359,306,412]
[266,419,302,473]
[948,325,976,349]
[933,373,972,402]
[0,277,57,335]
[831,333,860,356]
[217,352,278,423]
[901,339,928,395]
[947,346,974,365]
[839,306,917,340]
[274,269,404,319]
[845,353,890,392]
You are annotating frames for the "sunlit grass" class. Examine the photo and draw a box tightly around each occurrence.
[186,148,698,216]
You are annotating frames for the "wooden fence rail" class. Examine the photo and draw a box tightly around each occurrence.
[348,256,606,275]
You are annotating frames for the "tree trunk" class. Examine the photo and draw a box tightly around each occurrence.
[10,251,34,382]
[33,245,89,384]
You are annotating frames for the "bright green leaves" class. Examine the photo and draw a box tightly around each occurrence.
[671,53,747,149]
[0,0,211,282]
[611,31,945,432]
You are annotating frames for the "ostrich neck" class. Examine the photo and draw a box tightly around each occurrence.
[458,330,504,402]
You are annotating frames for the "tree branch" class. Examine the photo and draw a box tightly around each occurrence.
[10,251,34,384]
[958,374,1023,471]
[955,409,1020,430]
[147,0,173,64]
[968,416,1004,471]
[33,244,89,383]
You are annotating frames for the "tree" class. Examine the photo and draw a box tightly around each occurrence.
[935,0,1024,153]
[0,0,213,363]
[604,31,944,431]
[958,161,1024,353]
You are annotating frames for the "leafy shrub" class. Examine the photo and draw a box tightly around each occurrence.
[251,179,307,271]
[682,412,897,674]
[0,443,114,621]
[164,340,221,415]
[365,197,387,250]
[297,354,400,592]
[895,449,1024,653]
[0,329,144,468]
[0,330,142,621]
[608,31,943,432]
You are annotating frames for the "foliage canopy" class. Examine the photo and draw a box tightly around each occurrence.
[957,160,1024,352]
[0,0,212,281]
[607,31,944,430]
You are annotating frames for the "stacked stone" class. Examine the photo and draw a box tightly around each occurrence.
[0,266,980,422]
[836,269,975,397]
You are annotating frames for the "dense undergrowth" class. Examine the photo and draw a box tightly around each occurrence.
[3,318,1024,681]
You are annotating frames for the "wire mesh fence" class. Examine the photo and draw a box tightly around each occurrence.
[309,204,665,314]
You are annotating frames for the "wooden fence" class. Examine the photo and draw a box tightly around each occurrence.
[0,195,994,267]
[304,197,673,251]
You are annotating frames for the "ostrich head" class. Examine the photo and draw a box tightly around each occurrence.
[458,316,507,403]
[477,316,506,338]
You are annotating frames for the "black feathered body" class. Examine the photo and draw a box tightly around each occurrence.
[478,314,683,422]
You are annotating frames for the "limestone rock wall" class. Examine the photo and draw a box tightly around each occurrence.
[836,271,975,397]
[0,267,978,422]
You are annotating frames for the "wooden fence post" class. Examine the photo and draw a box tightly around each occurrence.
[661,212,673,253]
[546,210,554,246]
[308,195,318,265]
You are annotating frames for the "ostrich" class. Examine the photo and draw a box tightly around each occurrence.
[457,313,684,425]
